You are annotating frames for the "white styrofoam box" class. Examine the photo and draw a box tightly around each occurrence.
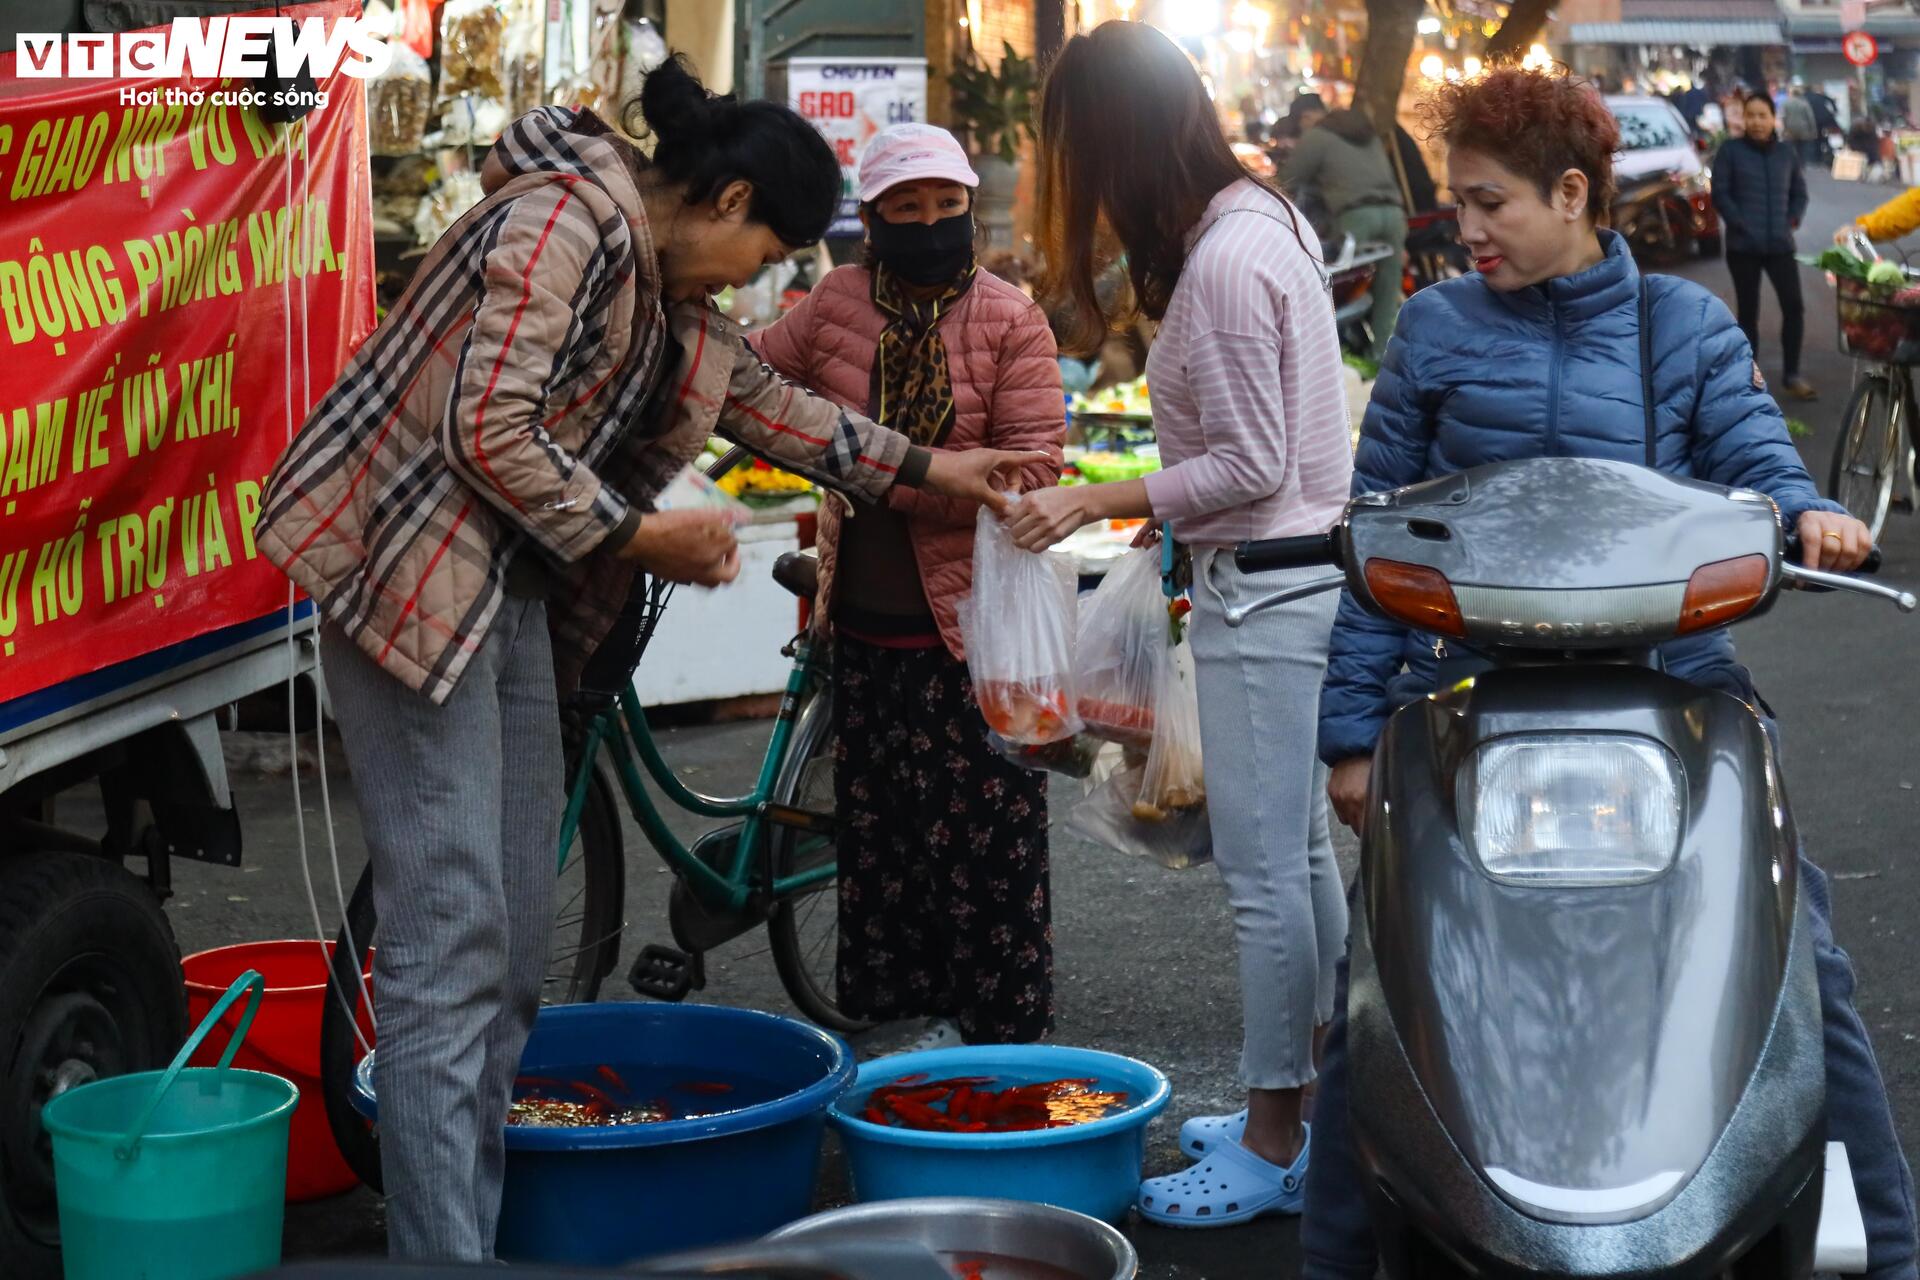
[632,520,803,707]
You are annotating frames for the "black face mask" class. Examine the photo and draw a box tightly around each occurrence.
[867,210,976,285]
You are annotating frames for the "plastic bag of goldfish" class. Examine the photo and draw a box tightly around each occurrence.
[961,516,1206,853]
[957,497,1085,747]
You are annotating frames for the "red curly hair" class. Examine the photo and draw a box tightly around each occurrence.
[1423,68,1619,220]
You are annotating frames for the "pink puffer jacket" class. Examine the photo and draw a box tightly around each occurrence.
[750,265,1066,660]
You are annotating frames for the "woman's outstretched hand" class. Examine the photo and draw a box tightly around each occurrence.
[1007,486,1098,552]
[920,449,1055,515]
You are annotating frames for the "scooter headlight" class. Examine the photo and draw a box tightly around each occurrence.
[1461,735,1684,885]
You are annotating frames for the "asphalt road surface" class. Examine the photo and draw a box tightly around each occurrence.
[148,169,1920,1278]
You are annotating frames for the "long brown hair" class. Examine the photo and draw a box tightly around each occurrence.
[1037,20,1312,355]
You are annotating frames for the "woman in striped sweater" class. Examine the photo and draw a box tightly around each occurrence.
[1008,20,1354,1227]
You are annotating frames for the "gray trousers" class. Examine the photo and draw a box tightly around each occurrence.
[1190,550,1346,1091]
[322,599,564,1261]
[1337,203,1409,362]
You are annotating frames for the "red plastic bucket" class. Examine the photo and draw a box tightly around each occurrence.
[182,941,372,1202]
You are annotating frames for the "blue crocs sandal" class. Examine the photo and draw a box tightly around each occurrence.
[1137,1125,1311,1228]
[1178,1108,1249,1159]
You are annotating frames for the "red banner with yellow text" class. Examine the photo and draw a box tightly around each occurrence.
[0,0,373,703]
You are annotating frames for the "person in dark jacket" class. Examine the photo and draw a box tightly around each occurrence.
[1299,67,1916,1280]
[1264,93,1327,174]
[1392,123,1438,212]
[1712,92,1816,399]
[1283,109,1408,357]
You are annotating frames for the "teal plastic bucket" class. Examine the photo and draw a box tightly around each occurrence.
[41,971,299,1280]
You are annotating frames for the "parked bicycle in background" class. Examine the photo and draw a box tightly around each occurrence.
[1821,228,1920,540]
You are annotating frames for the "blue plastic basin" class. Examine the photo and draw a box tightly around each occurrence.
[827,1045,1171,1224]
[351,1002,853,1264]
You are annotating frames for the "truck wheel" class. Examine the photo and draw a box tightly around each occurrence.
[0,853,186,1280]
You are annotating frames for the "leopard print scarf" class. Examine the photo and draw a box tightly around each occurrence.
[868,260,977,445]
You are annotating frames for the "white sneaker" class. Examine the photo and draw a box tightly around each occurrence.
[897,1017,964,1054]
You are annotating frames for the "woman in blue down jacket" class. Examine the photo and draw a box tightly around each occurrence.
[1299,69,1917,1280]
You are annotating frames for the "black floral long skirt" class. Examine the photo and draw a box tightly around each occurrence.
[833,635,1054,1044]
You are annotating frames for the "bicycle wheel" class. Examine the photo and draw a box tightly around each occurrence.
[766,686,872,1034]
[1829,374,1902,539]
[316,761,626,1191]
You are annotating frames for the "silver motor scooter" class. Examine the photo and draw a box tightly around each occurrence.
[1227,457,1915,1280]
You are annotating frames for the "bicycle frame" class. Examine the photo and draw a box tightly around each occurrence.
[557,634,835,914]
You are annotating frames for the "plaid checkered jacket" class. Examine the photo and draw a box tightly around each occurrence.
[258,109,913,703]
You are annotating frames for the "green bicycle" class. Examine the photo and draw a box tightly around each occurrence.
[317,448,860,1190]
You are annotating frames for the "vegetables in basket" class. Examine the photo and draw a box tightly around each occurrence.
[1804,246,1874,285]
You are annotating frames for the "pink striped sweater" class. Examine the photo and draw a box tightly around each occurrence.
[1142,179,1355,548]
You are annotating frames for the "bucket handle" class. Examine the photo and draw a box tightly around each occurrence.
[115,970,266,1161]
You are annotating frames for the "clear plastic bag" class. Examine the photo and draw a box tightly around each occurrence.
[1066,744,1211,869]
[429,95,510,148]
[1135,640,1206,820]
[412,171,486,247]
[502,0,546,120]
[616,16,669,123]
[987,729,1100,778]
[439,0,508,103]
[366,43,434,156]
[958,498,1082,746]
[1073,546,1168,746]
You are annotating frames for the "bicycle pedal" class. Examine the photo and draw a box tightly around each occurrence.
[628,944,700,1002]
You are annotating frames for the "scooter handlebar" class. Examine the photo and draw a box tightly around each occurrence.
[1781,533,1883,575]
[1234,531,1342,575]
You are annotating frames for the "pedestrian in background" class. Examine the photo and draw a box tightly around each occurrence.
[1282,108,1409,358]
[1711,92,1816,400]
[1011,18,1354,1227]
[1264,93,1328,174]
[749,124,1067,1051]
[1783,82,1821,168]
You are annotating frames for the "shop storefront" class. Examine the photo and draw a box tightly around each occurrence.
[1789,10,1920,130]
[1561,17,1788,97]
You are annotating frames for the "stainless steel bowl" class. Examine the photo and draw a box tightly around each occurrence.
[767,1197,1137,1280]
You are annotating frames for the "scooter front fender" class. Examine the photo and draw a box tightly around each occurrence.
[1349,665,1824,1277]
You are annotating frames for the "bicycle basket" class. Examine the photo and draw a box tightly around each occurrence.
[573,571,674,709]
[1836,276,1920,362]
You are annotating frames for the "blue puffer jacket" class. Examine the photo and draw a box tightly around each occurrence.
[1711,136,1808,256]
[1317,231,1843,765]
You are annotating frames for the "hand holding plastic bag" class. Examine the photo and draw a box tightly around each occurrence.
[958,497,1082,746]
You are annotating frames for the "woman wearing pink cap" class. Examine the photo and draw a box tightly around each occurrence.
[750,122,1068,1049]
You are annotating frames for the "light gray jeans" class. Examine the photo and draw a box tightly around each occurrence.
[321,598,564,1261]
[1190,549,1345,1091]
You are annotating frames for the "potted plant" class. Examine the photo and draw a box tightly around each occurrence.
[950,41,1036,248]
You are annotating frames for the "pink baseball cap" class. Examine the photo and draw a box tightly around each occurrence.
[857,124,980,202]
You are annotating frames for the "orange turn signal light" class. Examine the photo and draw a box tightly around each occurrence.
[1678,554,1770,635]
[1363,558,1465,638]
